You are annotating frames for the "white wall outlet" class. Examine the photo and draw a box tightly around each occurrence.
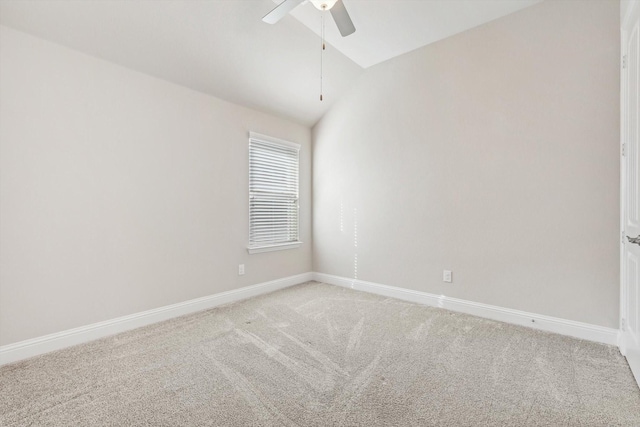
[443,270,452,283]
[238,264,245,276]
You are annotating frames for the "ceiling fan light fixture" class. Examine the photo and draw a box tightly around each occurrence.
[309,0,338,11]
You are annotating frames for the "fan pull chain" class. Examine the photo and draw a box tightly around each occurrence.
[320,10,325,101]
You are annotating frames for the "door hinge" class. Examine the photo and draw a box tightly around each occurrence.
[622,230,626,244]
[622,143,626,157]
[623,55,627,69]
[622,318,626,332]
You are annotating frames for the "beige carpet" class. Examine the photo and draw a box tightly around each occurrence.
[1,281,639,426]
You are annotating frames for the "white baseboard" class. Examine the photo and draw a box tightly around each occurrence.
[313,272,620,346]
[1,271,619,366]
[0,273,313,366]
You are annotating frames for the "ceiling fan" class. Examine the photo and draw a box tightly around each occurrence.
[262,0,356,37]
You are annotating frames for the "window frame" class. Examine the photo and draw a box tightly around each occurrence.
[247,132,302,254]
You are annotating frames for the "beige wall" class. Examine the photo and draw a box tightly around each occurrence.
[0,26,312,346]
[313,0,621,328]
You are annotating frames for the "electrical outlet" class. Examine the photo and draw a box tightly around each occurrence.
[238,264,245,276]
[443,270,452,283]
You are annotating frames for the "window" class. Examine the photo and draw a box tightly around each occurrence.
[248,132,301,254]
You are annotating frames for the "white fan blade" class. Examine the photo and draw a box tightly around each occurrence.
[262,0,305,24]
[330,0,355,36]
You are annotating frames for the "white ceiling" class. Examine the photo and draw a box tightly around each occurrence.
[289,0,543,68]
[0,0,542,126]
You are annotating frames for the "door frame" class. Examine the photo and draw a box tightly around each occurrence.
[620,0,639,365]
[620,0,629,355]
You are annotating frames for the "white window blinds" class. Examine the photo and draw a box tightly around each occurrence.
[248,132,301,253]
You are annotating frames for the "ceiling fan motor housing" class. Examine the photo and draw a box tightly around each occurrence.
[309,0,338,11]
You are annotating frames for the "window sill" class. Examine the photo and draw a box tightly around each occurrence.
[247,242,302,254]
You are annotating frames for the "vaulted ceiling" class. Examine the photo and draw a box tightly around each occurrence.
[0,0,541,126]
